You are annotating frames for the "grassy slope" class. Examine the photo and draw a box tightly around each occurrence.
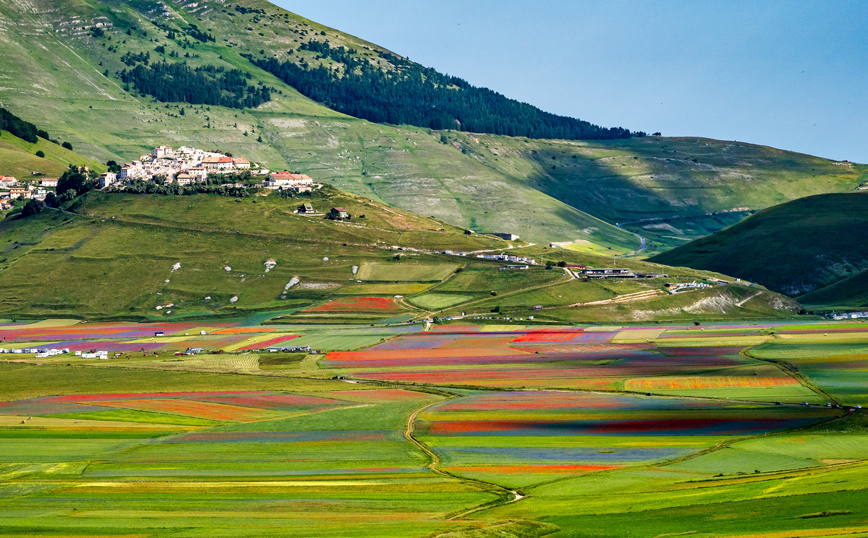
[0,0,636,249]
[799,269,868,308]
[0,132,107,179]
[0,189,505,318]
[450,132,867,252]
[650,192,868,303]
[0,188,801,321]
[0,0,863,250]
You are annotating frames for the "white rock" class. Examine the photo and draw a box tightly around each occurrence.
[224,266,232,272]
[229,296,239,303]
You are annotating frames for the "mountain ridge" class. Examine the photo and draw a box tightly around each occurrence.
[0,0,864,248]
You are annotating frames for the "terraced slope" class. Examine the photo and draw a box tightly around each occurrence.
[651,192,868,304]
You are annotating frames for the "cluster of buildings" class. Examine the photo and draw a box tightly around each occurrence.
[441,251,538,265]
[100,146,321,194]
[103,146,261,188]
[664,282,713,293]
[577,268,668,279]
[826,311,868,320]
[0,176,57,208]
[0,347,69,356]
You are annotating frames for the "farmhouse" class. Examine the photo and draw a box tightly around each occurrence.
[40,178,58,188]
[0,176,19,188]
[329,207,350,219]
[298,203,316,214]
[232,157,251,169]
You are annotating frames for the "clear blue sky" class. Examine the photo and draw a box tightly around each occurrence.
[273,0,868,162]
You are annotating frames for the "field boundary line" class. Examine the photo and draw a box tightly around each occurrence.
[403,397,526,520]
[741,344,839,405]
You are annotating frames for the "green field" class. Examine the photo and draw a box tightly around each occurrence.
[1,320,867,536]
[356,262,459,282]
[410,293,476,309]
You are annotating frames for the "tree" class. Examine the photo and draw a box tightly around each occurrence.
[44,191,58,208]
[62,141,73,151]
[556,261,567,267]
[57,165,94,197]
[35,150,45,158]
[21,198,45,217]
[106,160,121,173]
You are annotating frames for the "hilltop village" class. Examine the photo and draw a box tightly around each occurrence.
[100,145,317,192]
[0,145,319,209]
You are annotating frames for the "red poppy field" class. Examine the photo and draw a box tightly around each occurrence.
[306,297,404,313]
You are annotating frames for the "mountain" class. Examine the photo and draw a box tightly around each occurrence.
[0,0,864,249]
[650,191,868,306]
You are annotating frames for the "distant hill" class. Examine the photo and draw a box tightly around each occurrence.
[650,192,868,305]
[0,0,864,248]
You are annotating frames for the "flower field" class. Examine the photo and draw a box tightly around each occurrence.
[323,326,823,401]
[415,390,838,487]
[2,320,867,537]
[305,297,404,313]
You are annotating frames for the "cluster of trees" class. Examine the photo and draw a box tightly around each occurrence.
[109,179,251,197]
[246,45,636,140]
[186,25,215,43]
[297,41,360,66]
[57,165,96,198]
[234,5,266,15]
[121,51,150,66]
[0,107,50,144]
[119,61,272,109]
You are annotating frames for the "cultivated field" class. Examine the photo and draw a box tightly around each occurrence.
[1,318,867,537]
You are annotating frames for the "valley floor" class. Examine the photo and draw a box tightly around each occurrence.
[1,318,868,537]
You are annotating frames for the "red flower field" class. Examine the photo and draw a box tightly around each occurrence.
[306,297,403,313]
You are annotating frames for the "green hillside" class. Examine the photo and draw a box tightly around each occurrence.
[0,0,864,250]
[0,187,796,321]
[650,192,868,304]
[799,270,868,308]
[0,131,107,180]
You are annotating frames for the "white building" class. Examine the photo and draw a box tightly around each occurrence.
[99,172,117,189]
[152,145,174,159]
